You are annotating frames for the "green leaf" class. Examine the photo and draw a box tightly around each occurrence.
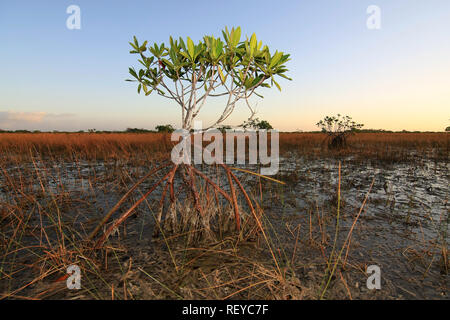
[250,33,257,51]
[169,47,179,65]
[272,78,281,91]
[193,43,203,60]
[269,51,283,68]
[238,69,244,82]
[244,77,254,89]
[215,40,223,58]
[179,51,190,60]
[218,65,226,83]
[179,37,187,52]
[187,37,195,59]
[278,73,292,81]
[222,29,229,45]
[232,27,241,47]
[129,68,138,79]
[161,58,174,69]
[139,40,148,52]
[129,42,138,51]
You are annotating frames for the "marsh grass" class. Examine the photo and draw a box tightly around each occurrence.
[0,132,448,299]
[0,132,447,162]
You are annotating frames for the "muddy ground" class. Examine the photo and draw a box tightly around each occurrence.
[0,154,448,299]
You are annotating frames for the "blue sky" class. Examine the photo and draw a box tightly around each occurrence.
[1,1,449,131]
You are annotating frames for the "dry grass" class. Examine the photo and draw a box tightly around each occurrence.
[279,132,448,161]
[0,132,447,300]
[0,132,447,162]
[0,133,173,161]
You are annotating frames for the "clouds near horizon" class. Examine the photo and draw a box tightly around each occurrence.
[0,110,76,130]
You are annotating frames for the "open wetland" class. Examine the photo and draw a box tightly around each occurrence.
[0,133,447,300]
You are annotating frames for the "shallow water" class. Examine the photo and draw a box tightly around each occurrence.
[1,155,448,299]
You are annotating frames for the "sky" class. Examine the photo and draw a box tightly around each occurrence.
[0,0,449,132]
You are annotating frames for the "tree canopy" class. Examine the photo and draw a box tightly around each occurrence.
[127,27,291,130]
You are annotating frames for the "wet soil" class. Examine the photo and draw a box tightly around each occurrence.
[0,155,448,299]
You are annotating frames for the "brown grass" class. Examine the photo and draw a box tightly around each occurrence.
[0,132,447,162]
[279,132,448,161]
[0,133,173,161]
[0,131,447,299]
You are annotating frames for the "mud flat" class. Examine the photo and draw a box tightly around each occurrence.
[0,153,448,299]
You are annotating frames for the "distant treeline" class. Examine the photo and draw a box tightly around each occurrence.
[0,129,156,134]
[280,129,446,133]
[0,127,171,134]
[0,128,446,134]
